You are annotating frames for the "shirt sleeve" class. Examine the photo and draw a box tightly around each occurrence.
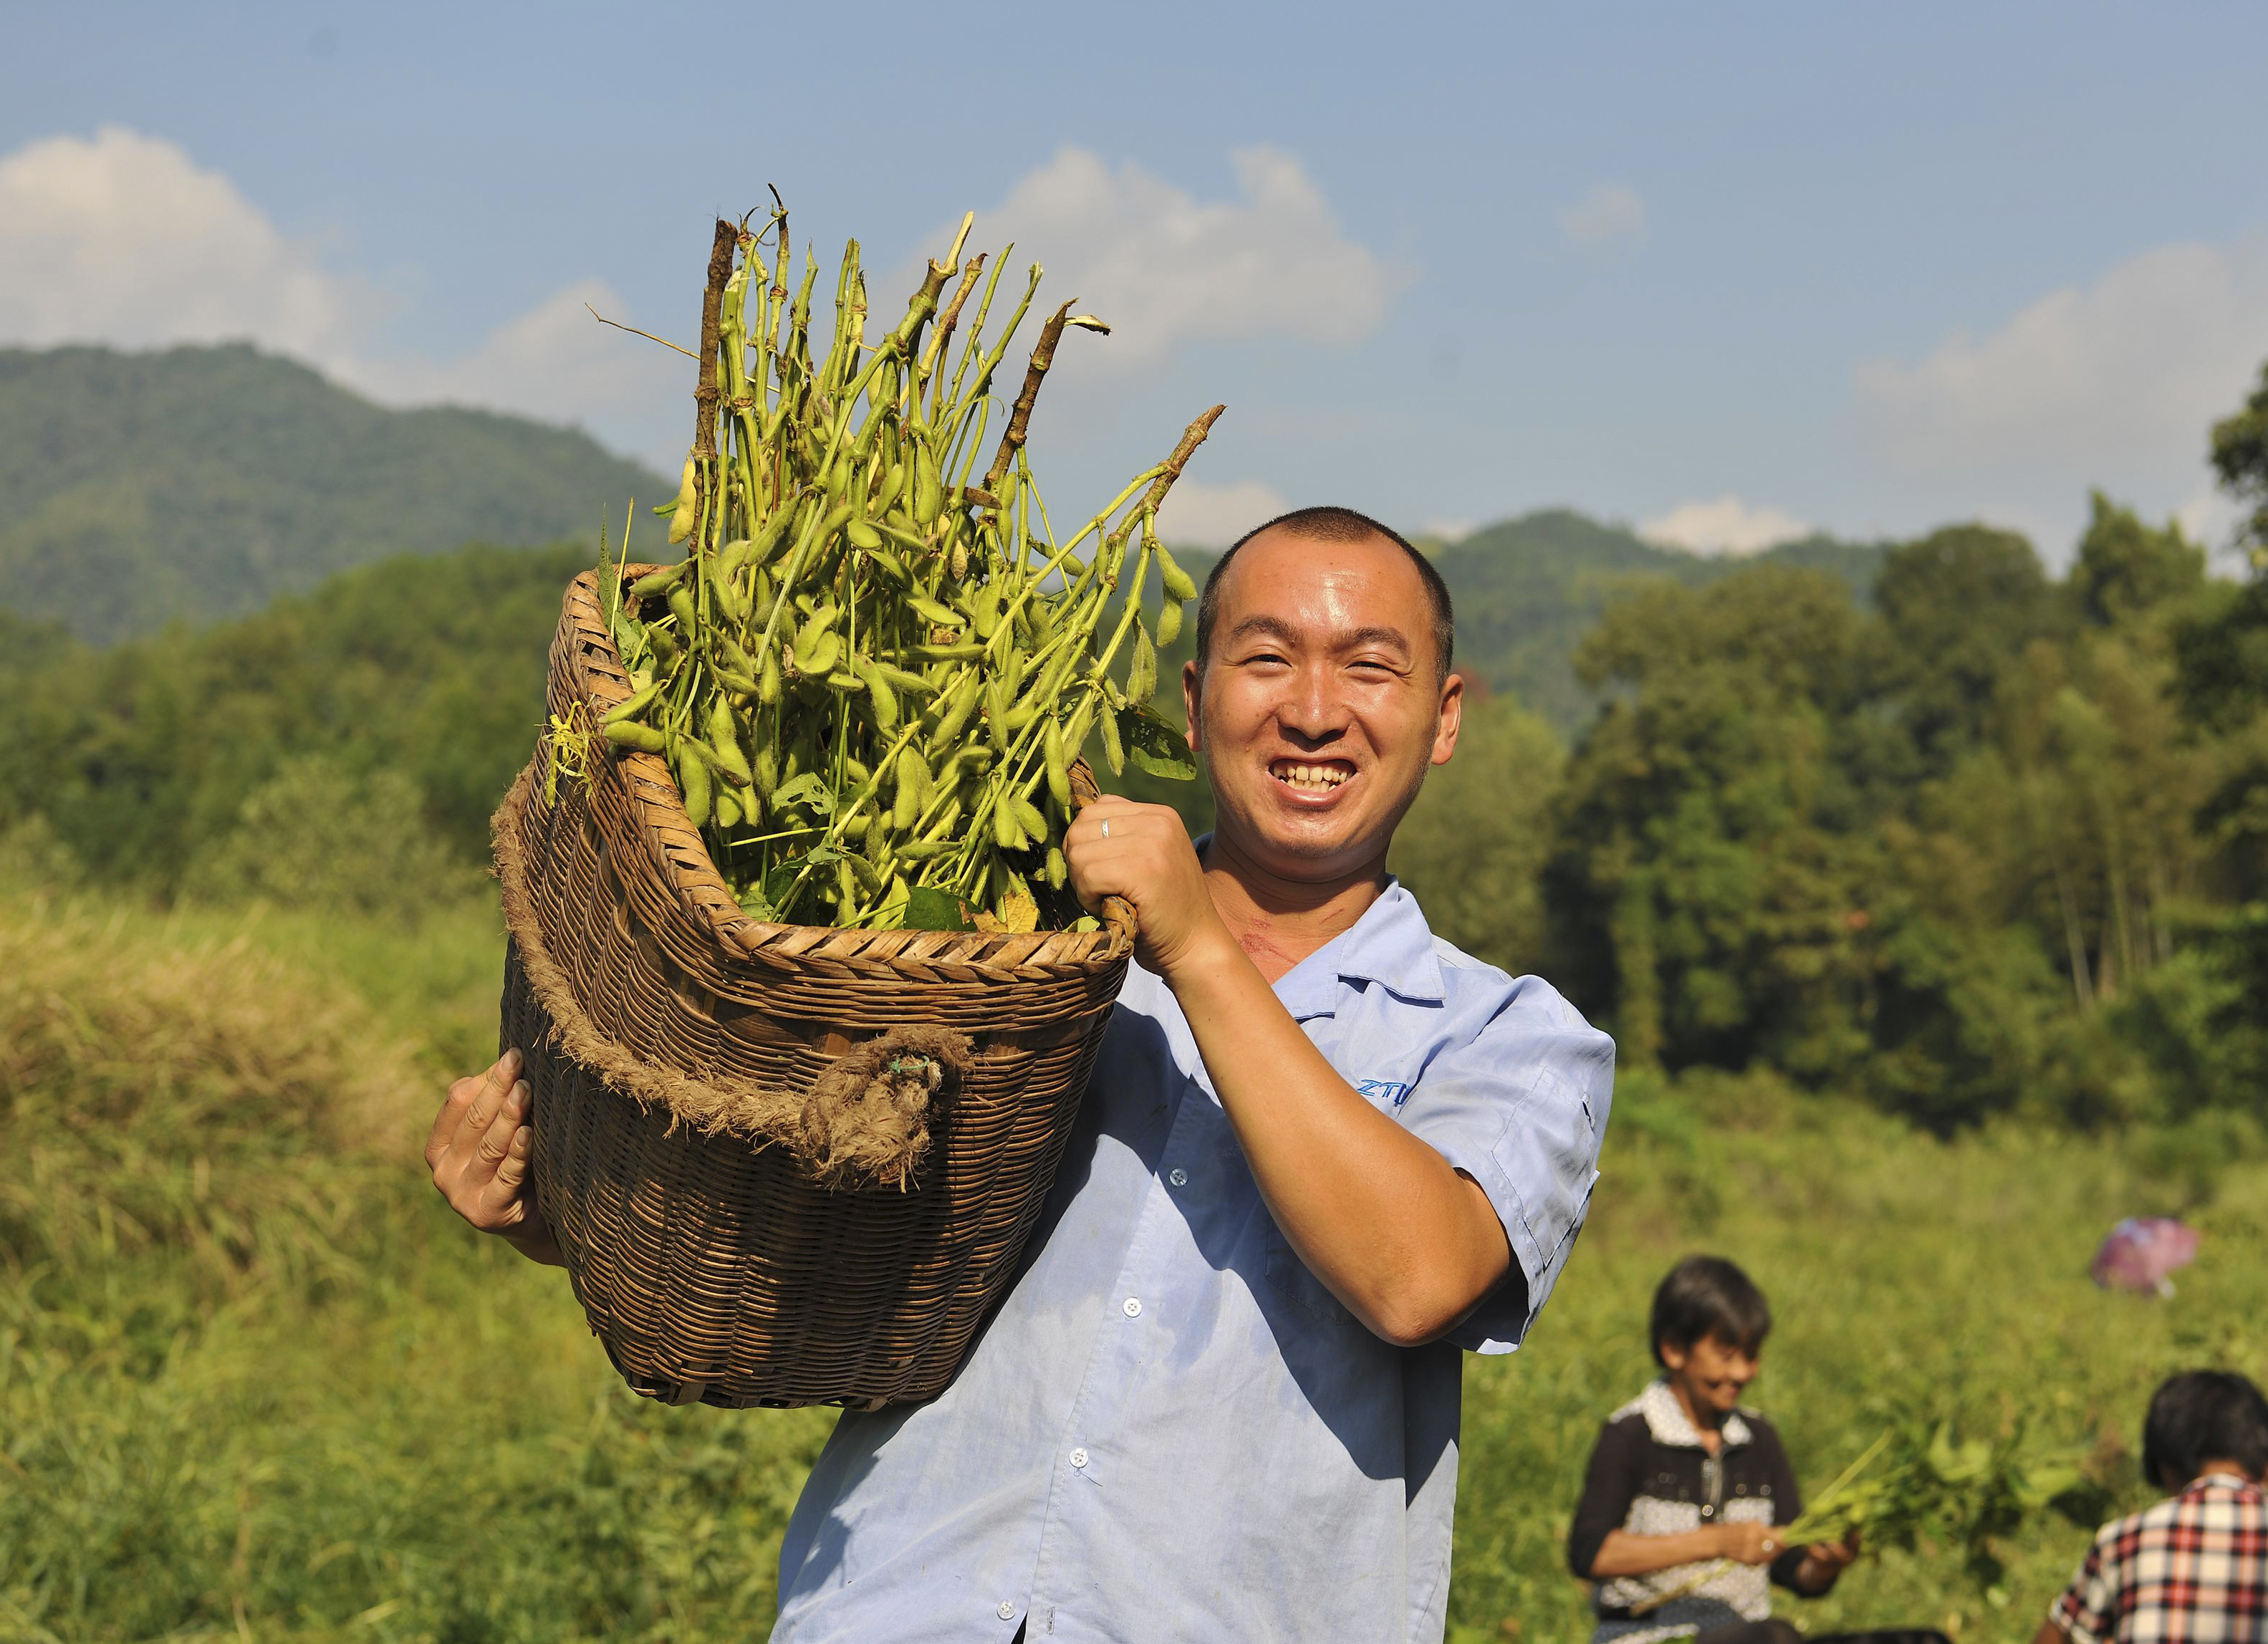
[1398,976,1612,1353]
[1567,1418,1646,1580]
[2047,1527,2120,1644]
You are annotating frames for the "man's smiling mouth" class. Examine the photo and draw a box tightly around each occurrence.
[1269,759,1355,794]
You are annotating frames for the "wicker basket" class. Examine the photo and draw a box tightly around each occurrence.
[492,567,1133,1409]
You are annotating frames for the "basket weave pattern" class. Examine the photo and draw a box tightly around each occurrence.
[494,569,1132,1408]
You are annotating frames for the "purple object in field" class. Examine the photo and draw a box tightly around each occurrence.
[2091,1217,2200,1297]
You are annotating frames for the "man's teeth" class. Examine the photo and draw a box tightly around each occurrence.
[1274,763,1350,791]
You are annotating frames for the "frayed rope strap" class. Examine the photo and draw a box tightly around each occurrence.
[492,768,972,1189]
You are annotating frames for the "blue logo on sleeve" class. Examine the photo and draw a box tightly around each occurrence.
[1357,1078,1413,1110]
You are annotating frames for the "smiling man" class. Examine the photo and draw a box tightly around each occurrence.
[426,505,1613,1644]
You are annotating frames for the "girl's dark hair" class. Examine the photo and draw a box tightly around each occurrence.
[2141,1370,2268,1489]
[1650,1255,1772,1365]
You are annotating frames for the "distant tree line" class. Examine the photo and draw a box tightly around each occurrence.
[6,365,2267,1133]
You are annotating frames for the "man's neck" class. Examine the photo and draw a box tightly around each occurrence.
[1199,830,1389,985]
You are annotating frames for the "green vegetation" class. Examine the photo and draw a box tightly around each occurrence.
[4,875,2258,1643]
[0,344,665,642]
[4,347,2267,1642]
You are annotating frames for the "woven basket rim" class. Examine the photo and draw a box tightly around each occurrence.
[561,564,1136,976]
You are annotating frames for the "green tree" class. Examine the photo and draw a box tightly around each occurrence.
[1873,524,2062,769]
[1387,695,1564,974]
[2209,358,2268,568]
[2069,492,2205,629]
[1542,566,1881,1079]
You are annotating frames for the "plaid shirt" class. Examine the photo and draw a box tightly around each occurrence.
[2050,1474,2267,1643]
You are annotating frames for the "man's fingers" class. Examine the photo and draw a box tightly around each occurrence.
[426,1048,522,1163]
[472,1081,529,1170]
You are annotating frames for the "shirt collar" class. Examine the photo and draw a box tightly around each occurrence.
[1615,1378,1755,1452]
[1264,880,1447,1020]
[2186,1472,2263,1497]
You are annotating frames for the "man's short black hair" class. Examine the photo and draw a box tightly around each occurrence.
[2141,1370,2268,1489]
[1650,1255,1772,1365]
[1193,506,1455,683]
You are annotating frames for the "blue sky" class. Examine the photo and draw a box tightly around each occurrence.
[5,1,2266,561]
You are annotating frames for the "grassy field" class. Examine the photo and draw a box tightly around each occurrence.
[2,879,2262,1643]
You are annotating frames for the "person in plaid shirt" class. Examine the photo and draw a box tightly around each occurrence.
[2036,1371,2268,1644]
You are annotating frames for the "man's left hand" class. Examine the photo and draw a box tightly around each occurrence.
[1064,794,1226,976]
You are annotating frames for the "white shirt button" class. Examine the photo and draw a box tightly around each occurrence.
[1122,1297,1143,1318]
[997,1602,1017,1620]
[1069,1446,1089,1468]
[1168,1168,1188,1187]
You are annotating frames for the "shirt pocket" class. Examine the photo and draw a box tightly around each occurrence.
[1264,1240,1360,1330]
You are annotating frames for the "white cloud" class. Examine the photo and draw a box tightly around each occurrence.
[0,125,366,357]
[1561,183,1646,246]
[932,147,1400,365]
[1854,236,2268,519]
[1153,479,1289,548]
[349,279,686,458]
[1638,494,1813,556]
[0,125,682,464]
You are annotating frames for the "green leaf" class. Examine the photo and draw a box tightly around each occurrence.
[770,771,835,814]
[900,885,974,931]
[1118,701,1196,781]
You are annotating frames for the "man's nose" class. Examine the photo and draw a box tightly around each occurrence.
[1277,663,1349,739]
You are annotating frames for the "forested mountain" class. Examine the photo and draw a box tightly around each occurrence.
[1428,511,1885,732]
[0,344,668,643]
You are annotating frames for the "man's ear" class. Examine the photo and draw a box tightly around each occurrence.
[1181,658,1203,751]
[1658,1339,1688,1373]
[1431,672,1465,768]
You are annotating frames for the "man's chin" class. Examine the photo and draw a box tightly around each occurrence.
[1216,798,1385,878]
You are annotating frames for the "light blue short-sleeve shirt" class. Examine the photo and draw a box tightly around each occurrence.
[773,882,1613,1643]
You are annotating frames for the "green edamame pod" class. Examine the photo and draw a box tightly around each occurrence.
[992,802,1022,850]
[667,456,699,545]
[1044,845,1067,889]
[1156,597,1183,648]
[604,720,668,754]
[1044,718,1072,809]
[913,441,943,527]
[985,671,1012,755]
[1128,620,1157,704]
[602,681,661,725]
[708,698,753,785]
[933,673,981,746]
[668,586,699,634]
[855,656,900,731]
[676,746,713,826]
[1099,701,1125,776]
[1157,544,1198,605]
[630,563,687,601]
[1009,794,1049,844]
[758,645,783,704]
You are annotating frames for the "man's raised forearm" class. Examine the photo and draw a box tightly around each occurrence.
[1159,929,1510,1345]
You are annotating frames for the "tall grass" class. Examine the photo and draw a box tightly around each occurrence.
[1,879,2260,1643]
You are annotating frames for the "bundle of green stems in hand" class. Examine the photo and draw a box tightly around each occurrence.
[586,204,1221,933]
[1629,1417,2086,1617]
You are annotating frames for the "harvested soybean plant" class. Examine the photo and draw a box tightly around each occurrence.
[580,205,1220,934]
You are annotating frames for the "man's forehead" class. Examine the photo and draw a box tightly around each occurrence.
[1215,527,1430,612]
